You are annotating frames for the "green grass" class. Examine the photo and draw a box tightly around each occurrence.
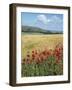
[21,56,63,77]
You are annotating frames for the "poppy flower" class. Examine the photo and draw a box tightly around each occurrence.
[32,50,34,53]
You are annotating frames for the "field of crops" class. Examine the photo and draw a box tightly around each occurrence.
[21,34,63,77]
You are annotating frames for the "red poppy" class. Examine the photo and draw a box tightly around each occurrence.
[42,51,46,55]
[32,54,35,58]
[32,50,34,53]
[27,54,30,57]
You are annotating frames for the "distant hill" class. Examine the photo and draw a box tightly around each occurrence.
[22,26,63,34]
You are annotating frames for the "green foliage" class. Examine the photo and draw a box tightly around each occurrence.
[21,56,63,77]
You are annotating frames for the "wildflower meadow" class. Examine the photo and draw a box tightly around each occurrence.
[21,36,63,77]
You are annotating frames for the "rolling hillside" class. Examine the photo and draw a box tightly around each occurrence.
[22,26,63,34]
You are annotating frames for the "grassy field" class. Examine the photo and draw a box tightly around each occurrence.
[21,33,63,77]
[21,34,63,59]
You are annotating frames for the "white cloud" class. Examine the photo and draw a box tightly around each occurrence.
[50,15,62,23]
[47,19,51,22]
[37,15,50,24]
[36,14,62,25]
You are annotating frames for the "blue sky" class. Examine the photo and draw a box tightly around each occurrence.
[21,12,63,32]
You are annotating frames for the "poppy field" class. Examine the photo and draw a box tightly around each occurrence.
[21,34,63,77]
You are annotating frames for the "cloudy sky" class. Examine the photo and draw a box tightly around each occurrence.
[21,12,63,32]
